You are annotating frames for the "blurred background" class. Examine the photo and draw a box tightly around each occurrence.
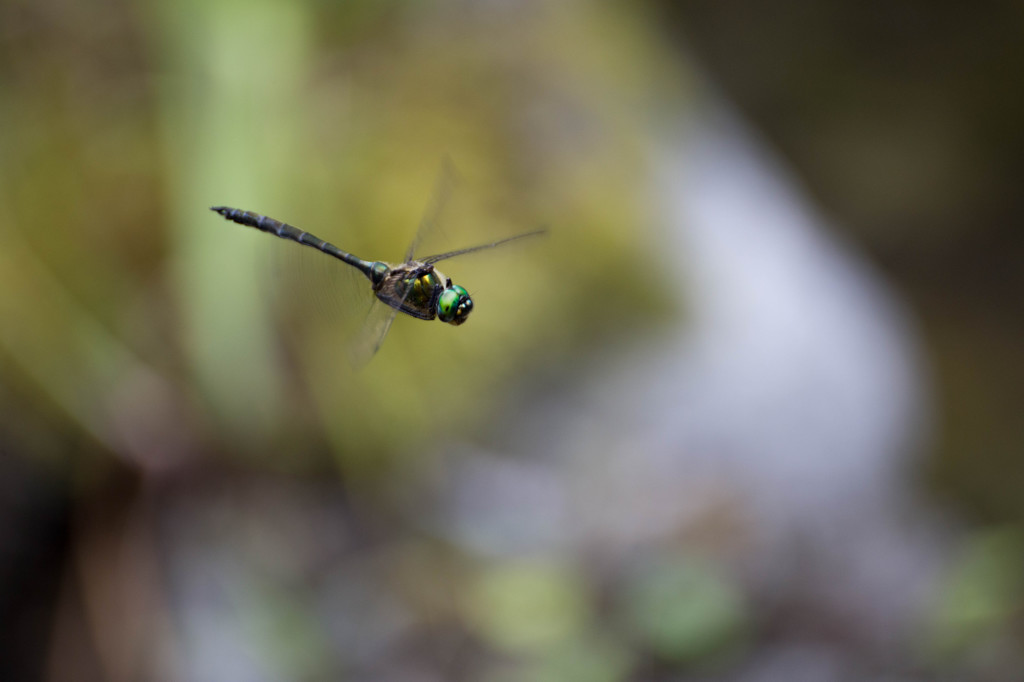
[2,0,1022,680]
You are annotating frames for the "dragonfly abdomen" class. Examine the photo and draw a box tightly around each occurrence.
[211,206,373,278]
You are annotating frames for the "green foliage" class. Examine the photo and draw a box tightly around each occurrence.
[463,560,590,654]
[623,554,749,665]
[924,527,1024,664]
[0,0,685,474]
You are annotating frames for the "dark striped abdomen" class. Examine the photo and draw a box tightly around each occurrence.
[210,206,372,277]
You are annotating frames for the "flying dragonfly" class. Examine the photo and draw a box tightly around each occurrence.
[211,171,545,364]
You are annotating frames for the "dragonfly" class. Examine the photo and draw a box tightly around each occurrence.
[211,173,545,364]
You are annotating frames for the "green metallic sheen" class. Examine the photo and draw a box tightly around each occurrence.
[438,284,472,325]
[370,261,389,286]
[437,288,460,323]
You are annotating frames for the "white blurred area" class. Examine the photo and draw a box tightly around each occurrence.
[428,97,944,673]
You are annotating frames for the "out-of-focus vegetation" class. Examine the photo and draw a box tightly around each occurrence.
[2,0,1023,680]
[1,0,680,678]
[1,0,670,473]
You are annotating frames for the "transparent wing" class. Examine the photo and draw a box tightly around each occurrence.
[346,298,401,368]
[255,219,384,371]
[404,156,458,264]
[262,230,372,332]
[420,227,548,265]
[274,246,405,368]
[344,158,460,366]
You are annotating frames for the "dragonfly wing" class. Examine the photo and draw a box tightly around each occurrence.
[259,226,375,364]
[420,227,549,265]
[405,157,458,263]
[348,262,439,366]
[347,298,401,367]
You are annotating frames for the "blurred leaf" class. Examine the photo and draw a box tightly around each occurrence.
[481,634,633,682]
[924,526,1024,662]
[528,635,634,682]
[463,560,590,655]
[244,579,336,681]
[623,554,748,664]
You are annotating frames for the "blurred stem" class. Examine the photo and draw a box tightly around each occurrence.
[154,0,311,444]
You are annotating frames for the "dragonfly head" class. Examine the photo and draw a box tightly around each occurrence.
[437,284,473,325]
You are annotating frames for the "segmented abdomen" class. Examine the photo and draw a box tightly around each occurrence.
[210,206,370,276]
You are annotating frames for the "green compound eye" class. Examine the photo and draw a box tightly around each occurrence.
[437,285,472,325]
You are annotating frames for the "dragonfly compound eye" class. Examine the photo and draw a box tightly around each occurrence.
[437,285,472,325]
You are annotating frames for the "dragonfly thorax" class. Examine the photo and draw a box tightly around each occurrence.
[369,262,473,325]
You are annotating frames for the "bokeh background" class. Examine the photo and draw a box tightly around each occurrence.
[2,0,1023,680]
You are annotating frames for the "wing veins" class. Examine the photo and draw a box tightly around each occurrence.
[421,228,548,265]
